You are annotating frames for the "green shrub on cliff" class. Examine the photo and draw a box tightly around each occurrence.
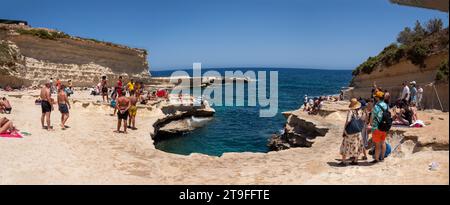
[352,18,448,76]
[16,28,70,40]
[436,59,449,81]
[406,42,430,67]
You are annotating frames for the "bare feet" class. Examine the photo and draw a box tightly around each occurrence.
[113,130,121,133]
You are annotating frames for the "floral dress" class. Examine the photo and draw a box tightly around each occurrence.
[340,110,364,158]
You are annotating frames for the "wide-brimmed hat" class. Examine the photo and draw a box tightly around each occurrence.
[373,91,384,98]
[348,98,361,110]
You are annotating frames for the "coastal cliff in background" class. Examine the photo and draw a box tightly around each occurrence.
[0,23,151,88]
[346,19,449,111]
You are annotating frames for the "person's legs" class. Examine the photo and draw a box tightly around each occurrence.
[123,119,128,134]
[116,118,121,132]
[380,140,386,161]
[132,115,136,129]
[45,112,52,131]
[60,113,64,128]
[374,142,381,162]
[62,113,69,127]
[128,113,132,128]
[0,120,12,133]
[41,113,45,128]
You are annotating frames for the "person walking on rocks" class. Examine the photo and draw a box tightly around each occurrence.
[339,98,365,166]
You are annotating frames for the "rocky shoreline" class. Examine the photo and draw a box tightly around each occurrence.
[0,90,448,184]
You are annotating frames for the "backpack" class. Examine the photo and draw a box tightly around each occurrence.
[376,103,392,132]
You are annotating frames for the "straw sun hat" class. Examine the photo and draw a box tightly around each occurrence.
[348,98,361,110]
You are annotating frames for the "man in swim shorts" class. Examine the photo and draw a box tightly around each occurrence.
[128,91,138,130]
[115,91,131,133]
[57,85,71,129]
[40,83,54,131]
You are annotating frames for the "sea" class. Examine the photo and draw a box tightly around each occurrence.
[151,68,352,156]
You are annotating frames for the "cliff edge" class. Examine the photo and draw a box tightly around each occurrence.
[346,20,449,111]
[0,23,151,88]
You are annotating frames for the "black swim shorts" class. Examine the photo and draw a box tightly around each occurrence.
[59,103,69,114]
[41,101,52,113]
[117,110,129,120]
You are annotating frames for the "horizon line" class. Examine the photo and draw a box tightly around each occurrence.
[150,67,354,72]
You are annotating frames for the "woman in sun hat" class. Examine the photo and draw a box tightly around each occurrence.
[339,98,365,166]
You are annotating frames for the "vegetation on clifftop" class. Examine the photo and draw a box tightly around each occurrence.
[352,18,449,76]
[14,28,148,55]
[16,28,70,40]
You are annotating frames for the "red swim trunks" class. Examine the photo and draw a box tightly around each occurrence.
[372,129,387,143]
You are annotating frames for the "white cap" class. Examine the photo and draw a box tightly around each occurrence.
[410,81,416,84]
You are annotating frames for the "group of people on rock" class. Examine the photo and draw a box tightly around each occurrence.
[338,80,424,166]
[303,95,339,115]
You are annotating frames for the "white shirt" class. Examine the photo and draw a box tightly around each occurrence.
[401,85,410,100]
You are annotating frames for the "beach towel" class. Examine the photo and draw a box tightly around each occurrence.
[410,120,425,128]
[0,131,24,138]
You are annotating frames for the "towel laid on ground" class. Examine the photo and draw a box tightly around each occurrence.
[0,131,24,138]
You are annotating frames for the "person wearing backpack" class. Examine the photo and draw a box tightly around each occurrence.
[339,98,365,166]
[370,91,391,164]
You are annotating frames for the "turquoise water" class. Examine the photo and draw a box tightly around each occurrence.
[152,68,352,156]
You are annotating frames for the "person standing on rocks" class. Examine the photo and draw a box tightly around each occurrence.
[127,91,138,130]
[409,81,417,104]
[115,91,131,134]
[417,85,424,110]
[57,85,71,130]
[400,82,410,103]
[126,79,135,96]
[339,98,364,166]
[370,91,389,164]
[116,76,123,97]
[101,76,109,103]
[40,83,54,131]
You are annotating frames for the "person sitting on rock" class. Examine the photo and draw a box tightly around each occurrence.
[0,97,12,114]
[0,117,16,134]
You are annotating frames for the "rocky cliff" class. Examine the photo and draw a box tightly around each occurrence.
[0,23,151,88]
[346,24,449,111]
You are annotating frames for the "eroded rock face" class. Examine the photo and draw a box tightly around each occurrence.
[0,24,151,88]
[268,111,329,151]
[345,52,449,111]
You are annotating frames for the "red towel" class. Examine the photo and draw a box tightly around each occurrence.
[0,131,24,138]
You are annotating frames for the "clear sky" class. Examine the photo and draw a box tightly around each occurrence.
[2,0,448,70]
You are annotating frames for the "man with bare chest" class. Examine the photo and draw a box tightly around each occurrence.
[115,92,131,133]
[40,83,54,131]
[57,85,71,130]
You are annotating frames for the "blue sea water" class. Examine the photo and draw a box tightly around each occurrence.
[152,68,352,156]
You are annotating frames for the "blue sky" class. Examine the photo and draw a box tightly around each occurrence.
[2,0,448,70]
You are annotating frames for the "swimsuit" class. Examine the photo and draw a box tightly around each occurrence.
[58,103,69,114]
[129,106,137,117]
[41,100,52,113]
[117,110,129,120]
